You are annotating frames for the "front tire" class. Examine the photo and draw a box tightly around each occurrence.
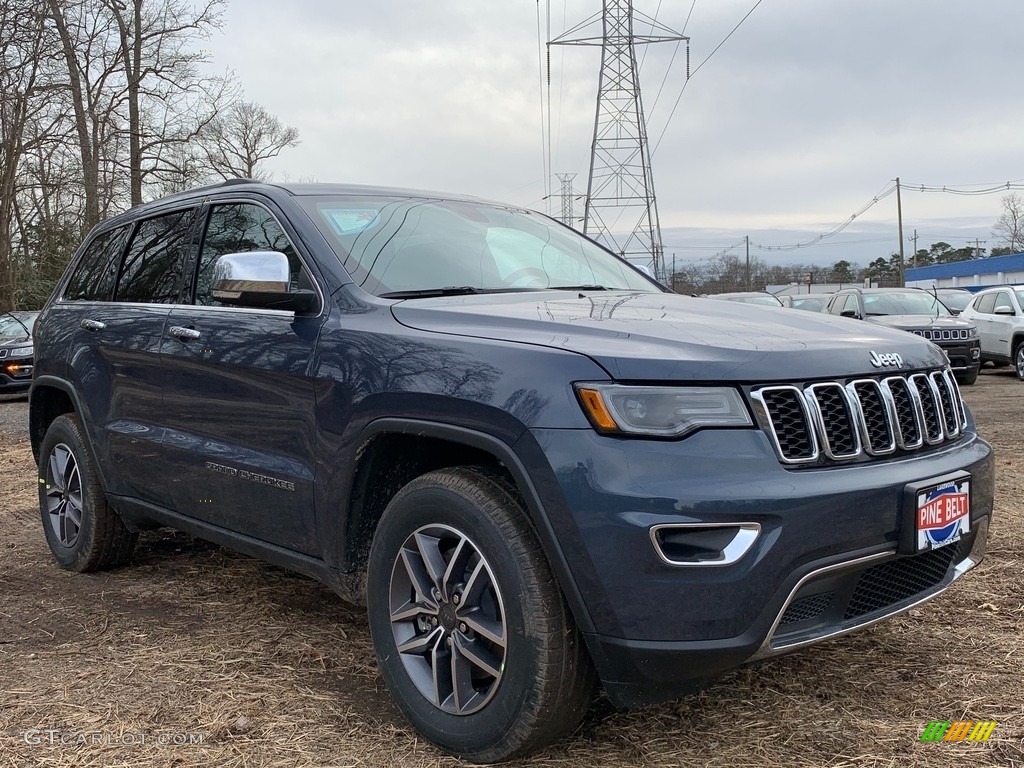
[1015,343,1024,380]
[366,467,595,762]
[38,414,138,572]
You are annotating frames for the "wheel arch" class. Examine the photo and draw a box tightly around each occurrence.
[29,376,84,461]
[344,418,595,634]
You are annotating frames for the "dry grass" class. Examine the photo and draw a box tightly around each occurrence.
[0,372,1021,767]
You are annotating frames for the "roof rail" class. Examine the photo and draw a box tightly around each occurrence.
[218,178,259,186]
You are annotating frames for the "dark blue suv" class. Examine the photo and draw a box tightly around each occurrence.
[30,181,994,762]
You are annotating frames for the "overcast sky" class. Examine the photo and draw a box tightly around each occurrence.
[207,0,1024,268]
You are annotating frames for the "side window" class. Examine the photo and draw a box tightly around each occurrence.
[64,226,131,301]
[840,294,860,316]
[194,203,304,306]
[976,293,996,314]
[115,208,197,304]
[993,291,1014,313]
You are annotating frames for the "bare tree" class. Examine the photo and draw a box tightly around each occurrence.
[102,0,227,205]
[202,100,300,181]
[992,192,1024,254]
[0,0,57,310]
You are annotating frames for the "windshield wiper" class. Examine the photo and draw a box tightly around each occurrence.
[1,311,31,338]
[379,286,487,299]
[545,284,611,291]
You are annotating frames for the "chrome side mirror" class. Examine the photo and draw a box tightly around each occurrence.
[211,251,317,313]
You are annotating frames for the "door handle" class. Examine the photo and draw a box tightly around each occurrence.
[80,318,106,331]
[168,325,201,341]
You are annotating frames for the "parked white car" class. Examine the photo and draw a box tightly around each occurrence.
[960,285,1024,379]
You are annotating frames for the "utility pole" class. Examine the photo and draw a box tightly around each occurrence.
[672,253,677,292]
[909,228,918,268]
[896,177,905,287]
[972,238,985,259]
[745,235,750,291]
[551,2,688,282]
[556,173,577,226]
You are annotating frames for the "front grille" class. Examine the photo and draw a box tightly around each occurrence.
[844,543,962,619]
[911,328,971,341]
[752,369,964,465]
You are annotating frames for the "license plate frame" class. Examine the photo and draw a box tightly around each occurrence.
[900,471,971,554]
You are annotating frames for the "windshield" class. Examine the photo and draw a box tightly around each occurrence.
[863,292,951,317]
[298,196,661,297]
[937,291,972,312]
[0,312,36,339]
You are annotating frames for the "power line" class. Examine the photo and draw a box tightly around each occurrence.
[652,0,763,156]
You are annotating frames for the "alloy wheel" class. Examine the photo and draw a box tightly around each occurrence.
[387,524,507,715]
[44,443,83,547]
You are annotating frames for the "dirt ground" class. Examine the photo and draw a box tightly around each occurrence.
[0,372,1022,768]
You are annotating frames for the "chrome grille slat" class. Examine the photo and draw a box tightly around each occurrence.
[755,368,964,465]
[911,329,971,342]
[806,383,861,459]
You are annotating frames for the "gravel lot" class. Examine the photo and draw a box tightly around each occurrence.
[0,372,1021,767]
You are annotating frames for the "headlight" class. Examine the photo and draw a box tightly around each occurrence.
[967,327,979,338]
[575,384,753,437]
[8,345,33,357]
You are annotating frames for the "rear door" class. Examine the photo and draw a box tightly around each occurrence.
[158,199,326,555]
[63,208,199,504]
[989,290,1016,358]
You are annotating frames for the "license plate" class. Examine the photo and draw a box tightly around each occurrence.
[915,476,970,552]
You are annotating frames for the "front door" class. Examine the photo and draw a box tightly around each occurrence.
[158,200,325,555]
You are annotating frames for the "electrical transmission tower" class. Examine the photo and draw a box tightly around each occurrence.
[556,173,577,226]
[551,1,687,280]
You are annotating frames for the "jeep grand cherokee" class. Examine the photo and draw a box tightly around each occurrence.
[30,181,994,762]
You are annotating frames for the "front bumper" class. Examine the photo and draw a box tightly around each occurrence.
[0,358,33,392]
[937,339,981,376]
[527,425,994,708]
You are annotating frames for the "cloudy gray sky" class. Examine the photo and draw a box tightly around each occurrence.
[208,0,1024,268]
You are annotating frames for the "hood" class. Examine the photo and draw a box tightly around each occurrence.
[391,291,948,382]
[866,314,975,332]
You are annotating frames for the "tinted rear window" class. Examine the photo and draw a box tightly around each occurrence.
[115,209,198,304]
[65,226,131,301]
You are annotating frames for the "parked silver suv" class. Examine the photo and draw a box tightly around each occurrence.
[960,286,1024,379]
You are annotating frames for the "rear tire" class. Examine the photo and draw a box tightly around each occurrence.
[366,467,595,762]
[38,414,138,572]
[1016,343,1024,381]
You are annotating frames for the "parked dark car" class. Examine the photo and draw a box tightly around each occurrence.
[823,288,982,385]
[30,181,994,762]
[708,291,785,307]
[786,293,833,312]
[933,287,974,315]
[0,310,39,394]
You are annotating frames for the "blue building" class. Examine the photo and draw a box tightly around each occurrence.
[906,252,1024,291]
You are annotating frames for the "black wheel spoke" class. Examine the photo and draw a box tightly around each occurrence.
[396,625,443,656]
[431,639,454,707]
[454,633,503,679]
[449,639,479,712]
[398,547,440,610]
[413,531,449,597]
[460,610,505,648]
